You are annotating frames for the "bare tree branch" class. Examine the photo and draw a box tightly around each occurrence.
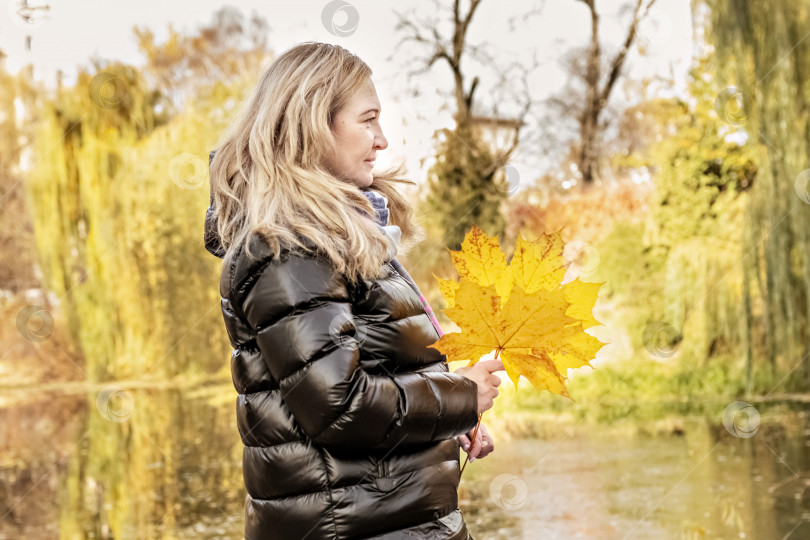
[600,0,658,107]
[557,0,661,184]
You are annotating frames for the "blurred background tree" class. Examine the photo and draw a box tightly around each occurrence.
[0,58,39,293]
[704,0,810,390]
[393,0,534,251]
[20,8,271,381]
[133,6,271,110]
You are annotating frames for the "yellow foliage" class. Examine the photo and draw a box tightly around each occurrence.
[429,226,607,397]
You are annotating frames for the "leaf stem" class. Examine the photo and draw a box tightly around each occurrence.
[459,412,484,477]
[459,350,501,478]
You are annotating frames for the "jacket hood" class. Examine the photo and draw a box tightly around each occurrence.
[204,150,226,259]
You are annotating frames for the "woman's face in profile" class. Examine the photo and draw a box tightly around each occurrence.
[324,77,388,188]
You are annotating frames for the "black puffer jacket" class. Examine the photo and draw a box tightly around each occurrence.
[205,153,481,540]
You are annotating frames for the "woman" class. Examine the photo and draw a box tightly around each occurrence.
[204,42,504,540]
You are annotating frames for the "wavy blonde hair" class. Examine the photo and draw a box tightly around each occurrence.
[209,42,424,285]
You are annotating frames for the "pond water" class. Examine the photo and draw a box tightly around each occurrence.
[0,385,808,539]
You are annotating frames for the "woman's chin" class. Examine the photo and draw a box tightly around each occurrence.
[353,174,374,188]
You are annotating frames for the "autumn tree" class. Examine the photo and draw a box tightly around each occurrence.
[703,0,810,390]
[545,0,660,186]
[584,54,760,393]
[22,5,272,379]
[133,6,271,110]
[0,59,38,292]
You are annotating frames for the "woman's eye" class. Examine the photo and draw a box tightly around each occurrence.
[365,116,376,123]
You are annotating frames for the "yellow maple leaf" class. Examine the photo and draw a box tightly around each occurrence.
[509,231,567,296]
[561,279,604,330]
[448,225,513,306]
[430,225,608,397]
[433,273,460,308]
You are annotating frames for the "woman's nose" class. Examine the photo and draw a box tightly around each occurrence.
[375,128,388,150]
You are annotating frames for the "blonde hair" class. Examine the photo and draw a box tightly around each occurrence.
[209,42,424,285]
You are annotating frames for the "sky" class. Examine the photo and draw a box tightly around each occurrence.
[1,0,696,187]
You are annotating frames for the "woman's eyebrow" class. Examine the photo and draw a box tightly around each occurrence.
[360,107,380,116]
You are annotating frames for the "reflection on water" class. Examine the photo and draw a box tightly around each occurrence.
[1,387,809,539]
[461,403,810,539]
[1,385,245,539]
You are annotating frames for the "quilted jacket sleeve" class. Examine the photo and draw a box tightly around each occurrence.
[236,252,480,450]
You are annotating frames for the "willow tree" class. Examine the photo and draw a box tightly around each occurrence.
[25,62,164,378]
[644,56,757,373]
[702,0,810,390]
[585,52,758,394]
[25,62,246,380]
[22,6,270,381]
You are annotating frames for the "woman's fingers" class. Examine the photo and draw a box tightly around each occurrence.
[477,358,505,373]
[461,423,495,463]
[477,424,494,459]
[468,426,484,461]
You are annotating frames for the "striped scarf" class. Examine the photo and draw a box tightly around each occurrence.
[358,189,445,338]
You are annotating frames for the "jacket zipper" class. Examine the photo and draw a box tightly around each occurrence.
[387,263,442,339]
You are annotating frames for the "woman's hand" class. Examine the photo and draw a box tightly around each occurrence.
[453,359,504,415]
[458,423,494,462]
